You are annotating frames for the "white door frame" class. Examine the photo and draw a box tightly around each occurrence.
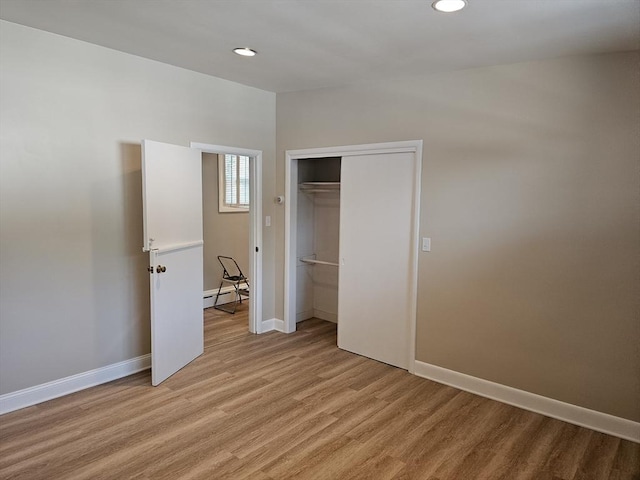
[191,142,263,334]
[284,140,422,372]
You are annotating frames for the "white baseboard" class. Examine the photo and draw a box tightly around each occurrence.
[273,318,286,332]
[261,318,275,332]
[313,308,337,323]
[0,354,151,415]
[296,309,314,323]
[413,360,640,443]
[296,309,337,323]
[261,318,287,333]
[203,287,247,309]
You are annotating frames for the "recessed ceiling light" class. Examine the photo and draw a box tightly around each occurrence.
[233,47,257,57]
[432,0,467,13]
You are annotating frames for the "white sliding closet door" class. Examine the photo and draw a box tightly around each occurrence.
[338,152,416,369]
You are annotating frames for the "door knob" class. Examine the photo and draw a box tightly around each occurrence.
[156,265,167,273]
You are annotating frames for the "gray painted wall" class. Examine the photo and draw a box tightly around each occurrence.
[0,21,276,395]
[276,51,640,421]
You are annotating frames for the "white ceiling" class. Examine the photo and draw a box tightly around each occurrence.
[1,0,638,93]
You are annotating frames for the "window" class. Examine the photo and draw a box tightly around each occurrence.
[218,154,250,212]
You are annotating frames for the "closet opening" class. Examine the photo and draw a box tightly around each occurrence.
[296,157,341,326]
[285,141,422,372]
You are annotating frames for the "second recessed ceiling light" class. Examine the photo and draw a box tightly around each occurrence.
[432,0,467,13]
[233,47,257,57]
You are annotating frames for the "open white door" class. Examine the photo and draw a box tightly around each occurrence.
[142,139,203,386]
[338,151,417,369]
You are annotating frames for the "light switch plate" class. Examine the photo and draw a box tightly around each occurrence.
[265,216,271,227]
[422,237,431,252]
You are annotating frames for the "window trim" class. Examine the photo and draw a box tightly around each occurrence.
[218,154,250,213]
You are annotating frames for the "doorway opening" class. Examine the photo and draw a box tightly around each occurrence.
[192,142,263,335]
[201,153,250,316]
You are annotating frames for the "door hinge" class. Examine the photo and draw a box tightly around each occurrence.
[256,246,259,253]
[147,266,153,273]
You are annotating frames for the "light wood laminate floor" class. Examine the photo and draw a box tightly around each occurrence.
[1,305,638,479]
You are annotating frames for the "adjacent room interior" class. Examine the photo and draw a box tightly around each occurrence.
[202,152,251,314]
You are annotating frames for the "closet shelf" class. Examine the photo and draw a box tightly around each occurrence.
[299,182,340,194]
[300,256,339,267]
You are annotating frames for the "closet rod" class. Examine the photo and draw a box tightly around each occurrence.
[299,182,341,194]
[300,189,339,193]
[300,257,339,267]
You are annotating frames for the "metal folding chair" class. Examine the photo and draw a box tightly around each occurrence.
[213,256,249,314]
